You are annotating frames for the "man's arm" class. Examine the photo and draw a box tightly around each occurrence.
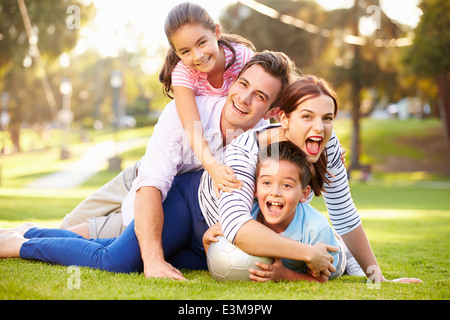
[134,186,185,280]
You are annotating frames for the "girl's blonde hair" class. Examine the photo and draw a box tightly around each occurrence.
[158,2,256,98]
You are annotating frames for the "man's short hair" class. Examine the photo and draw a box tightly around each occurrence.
[237,51,300,109]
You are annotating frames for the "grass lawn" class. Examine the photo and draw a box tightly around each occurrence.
[0,120,449,301]
[1,181,448,300]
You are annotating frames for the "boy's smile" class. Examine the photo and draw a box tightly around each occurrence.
[255,159,310,233]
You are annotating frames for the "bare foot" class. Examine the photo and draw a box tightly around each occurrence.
[0,222,38,236]
[0,231,27,258]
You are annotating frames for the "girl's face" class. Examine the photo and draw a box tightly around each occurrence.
[255,159,310,234]
[171,23,222,74]
[279,94,335,164]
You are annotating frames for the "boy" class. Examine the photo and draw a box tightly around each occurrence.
[203,141,346,282]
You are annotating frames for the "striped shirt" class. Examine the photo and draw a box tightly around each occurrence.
[171,43,254,96]
[198,124,361,242]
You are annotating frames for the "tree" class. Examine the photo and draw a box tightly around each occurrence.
[405,0,450,148]
[0,0,94,151]
[221,0,409,168]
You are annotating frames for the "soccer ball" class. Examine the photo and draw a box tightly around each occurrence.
[207,236,272,281]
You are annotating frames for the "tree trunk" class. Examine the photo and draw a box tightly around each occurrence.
[350,1,362,169]
[437,72,450,150]
[9,122,21,153]
[350,81,362,169]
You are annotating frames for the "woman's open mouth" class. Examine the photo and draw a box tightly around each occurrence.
[305,136,323,155]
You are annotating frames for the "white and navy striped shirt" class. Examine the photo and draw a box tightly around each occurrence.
[198,124,361,242]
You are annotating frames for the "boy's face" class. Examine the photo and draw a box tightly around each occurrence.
[255,159,310,233]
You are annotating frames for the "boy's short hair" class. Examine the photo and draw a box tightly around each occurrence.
[256,141,327,196]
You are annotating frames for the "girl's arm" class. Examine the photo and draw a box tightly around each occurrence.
[173,86,242,195]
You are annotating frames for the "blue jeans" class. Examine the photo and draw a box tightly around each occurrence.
[20,171,209,273]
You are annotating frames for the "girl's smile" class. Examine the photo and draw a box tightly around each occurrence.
[171,23,223,74]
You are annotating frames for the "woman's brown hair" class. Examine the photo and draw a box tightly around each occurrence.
[277,75,340,191]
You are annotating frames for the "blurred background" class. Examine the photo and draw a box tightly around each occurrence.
[0,0,449,187]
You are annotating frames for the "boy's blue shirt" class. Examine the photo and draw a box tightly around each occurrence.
[251,202,339,273]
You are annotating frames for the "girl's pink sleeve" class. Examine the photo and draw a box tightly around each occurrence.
[171,62,195,91]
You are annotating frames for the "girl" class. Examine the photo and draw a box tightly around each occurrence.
[159,2,256,195]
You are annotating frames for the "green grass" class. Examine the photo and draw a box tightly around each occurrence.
[1,182,448,300]
[0,120,449,300]
[334,117,448,167]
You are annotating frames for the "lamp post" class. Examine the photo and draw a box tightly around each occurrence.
[108,70,122,171]
[0,93,10,186]
[59,78,73,159]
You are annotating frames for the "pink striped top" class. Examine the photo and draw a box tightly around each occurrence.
[171,43,254,97]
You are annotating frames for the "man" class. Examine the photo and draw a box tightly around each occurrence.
[61,51,298,279]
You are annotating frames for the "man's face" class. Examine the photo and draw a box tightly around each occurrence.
[221,65,282,135]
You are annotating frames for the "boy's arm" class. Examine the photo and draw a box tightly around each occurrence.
[202,223,223,254]
[249,258,328,283]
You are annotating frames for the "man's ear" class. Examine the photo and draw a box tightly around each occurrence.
[263,107,280,120]
[299,185,311,203]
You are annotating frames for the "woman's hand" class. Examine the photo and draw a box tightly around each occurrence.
[305,243,338,278]
[390,277,423,284]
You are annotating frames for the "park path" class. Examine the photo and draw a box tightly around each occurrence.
[26,137,147,189]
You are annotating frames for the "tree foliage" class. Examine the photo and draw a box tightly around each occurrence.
[0,0,94,151]
[220,0,411,167]
[405,0,450,147]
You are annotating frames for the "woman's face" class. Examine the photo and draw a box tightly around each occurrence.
[279,94,335,163]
